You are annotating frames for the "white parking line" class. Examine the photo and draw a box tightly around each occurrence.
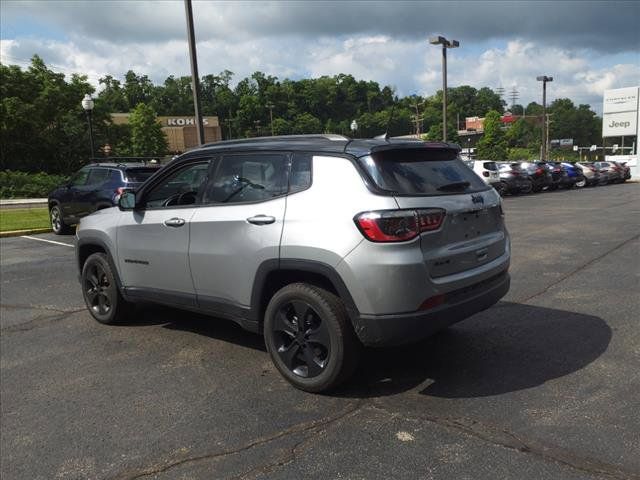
[20,235,74,248]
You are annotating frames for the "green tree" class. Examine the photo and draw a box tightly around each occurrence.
[476,110,507,160]
[128,103,167,156]
[291,113,322,134]
[1,55,106,173]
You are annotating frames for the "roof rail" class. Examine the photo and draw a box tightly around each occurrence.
[200,134,350,149]
[88,156,164,165]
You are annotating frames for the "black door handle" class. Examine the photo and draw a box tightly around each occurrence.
[247,215,275,225]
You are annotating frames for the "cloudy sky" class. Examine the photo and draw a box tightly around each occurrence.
[1,0,638,114]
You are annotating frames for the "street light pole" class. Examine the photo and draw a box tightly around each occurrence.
[430,36,459,142]
[536,75,553,160]
[81,94,95,158]
[266,103,275,136]
[184,0,205,145]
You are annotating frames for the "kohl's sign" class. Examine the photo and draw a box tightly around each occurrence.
[164,117,211,126]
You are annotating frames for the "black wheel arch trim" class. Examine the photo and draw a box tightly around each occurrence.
[250,258,360,324]
[76,237,125,295]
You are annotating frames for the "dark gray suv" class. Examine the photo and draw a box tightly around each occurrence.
[75,135,511,392]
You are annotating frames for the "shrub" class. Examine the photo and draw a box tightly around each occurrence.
[0,170,69,198]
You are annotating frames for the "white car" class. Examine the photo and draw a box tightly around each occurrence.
[464,160,502,192]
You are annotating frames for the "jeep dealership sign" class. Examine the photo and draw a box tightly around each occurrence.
[602,87,639,137]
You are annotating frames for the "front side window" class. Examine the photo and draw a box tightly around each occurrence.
[69,168,90,186]
[203,154,288,204]
[144,161,210,208]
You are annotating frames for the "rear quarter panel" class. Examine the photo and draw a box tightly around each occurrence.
[280,155,397,266]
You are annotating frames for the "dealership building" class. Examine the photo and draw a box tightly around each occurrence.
[602,86,639,179]
[111,114,222,153]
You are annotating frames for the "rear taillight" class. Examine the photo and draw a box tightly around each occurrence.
[482,171,490,177]
[536,168,544,175]
[354,209,445,242]
[511,171,519,176]
[115,187,125,195]
[589,167,597,172]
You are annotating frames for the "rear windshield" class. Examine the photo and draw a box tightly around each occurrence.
[125,168,158,183]
[359,149,488,195]
[482,161,498,171]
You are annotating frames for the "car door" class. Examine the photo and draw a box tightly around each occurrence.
[61,167,91,220]
[75,167,111,217]
[116,159,212,306]
[189,152,289,312]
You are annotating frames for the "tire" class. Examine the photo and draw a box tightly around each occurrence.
[575,176,586,188]
[264,283,361,393]
[519,180,533,194]
[494,182,507,197]
[81,253,133,325]
[50,205,72,235]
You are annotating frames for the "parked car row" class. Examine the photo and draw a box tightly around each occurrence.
[464,159,631,196]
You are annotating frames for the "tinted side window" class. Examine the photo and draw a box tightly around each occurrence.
[204,154,288,204]
[145,161,210,208]
[86,168,110,186]
[289,153,312,193]
[69,168,90,186]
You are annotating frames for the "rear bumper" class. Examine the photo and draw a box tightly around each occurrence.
[352,270,510,347]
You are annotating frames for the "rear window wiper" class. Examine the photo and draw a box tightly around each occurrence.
[437,181,470,192]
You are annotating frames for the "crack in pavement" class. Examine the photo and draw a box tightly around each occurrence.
[110,401,364,480]
[370,402,640,480]
[0,307,85,334]
[517,234,639,304]
[226,404,364,480]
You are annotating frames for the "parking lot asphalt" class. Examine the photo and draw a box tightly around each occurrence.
[1,183,639,480]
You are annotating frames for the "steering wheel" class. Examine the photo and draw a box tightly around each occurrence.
[162,191,197,207]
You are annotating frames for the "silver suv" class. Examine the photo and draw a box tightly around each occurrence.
[75,135,510,392]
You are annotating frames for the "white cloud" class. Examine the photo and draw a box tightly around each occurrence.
[2,33,637,115]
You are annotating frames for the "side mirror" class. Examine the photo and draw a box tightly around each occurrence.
[118,191,137,210]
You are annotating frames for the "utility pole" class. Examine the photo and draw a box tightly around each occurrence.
[184,0,205,145]
[430,36,459,142]
[536,75,553,160]
[411,98,424,137]
[266,103,275,136]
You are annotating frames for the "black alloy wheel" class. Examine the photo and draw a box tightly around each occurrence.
[264,283,360,393]
[84,261,113,318]
[272,300,330,378]
[81,253,132,324]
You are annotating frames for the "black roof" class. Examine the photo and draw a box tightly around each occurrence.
[189,134,460,157]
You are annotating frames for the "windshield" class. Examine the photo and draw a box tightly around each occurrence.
[359,148,488,195]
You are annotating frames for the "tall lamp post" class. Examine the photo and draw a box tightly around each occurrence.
[266,102,275,136]
[184,0,205,145]
[81,94,95,158]
[429,36,459,142]
[536,75,553,160]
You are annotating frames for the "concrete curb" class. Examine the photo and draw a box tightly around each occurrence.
[0,227,52,238]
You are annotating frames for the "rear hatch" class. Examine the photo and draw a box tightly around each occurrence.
[358,146,506,279]
[482,161,500,182]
